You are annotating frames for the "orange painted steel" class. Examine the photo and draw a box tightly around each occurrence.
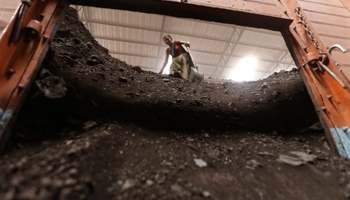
[280,0,350,157]
[0,0,68,153]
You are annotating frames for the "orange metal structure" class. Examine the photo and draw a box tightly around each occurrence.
[0,0,68,152]
[281,0,350,157]
[0,0,350,157]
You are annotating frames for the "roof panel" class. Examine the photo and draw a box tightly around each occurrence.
[163,34,227,53]
[198,64,216,76]
[284,52,295,63]
[87,7,163,30]
[232,44,284,61]
[164,17,234,41]
[158,46,169,59]
[276,64,295,71]
[226,57,243,68]
[97,39,158,56]
[239,30,287,50]
[255,61,276,72]
[191,51,220,65]
[90,23,160,44]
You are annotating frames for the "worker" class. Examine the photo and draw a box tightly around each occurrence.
[158,35,191,80]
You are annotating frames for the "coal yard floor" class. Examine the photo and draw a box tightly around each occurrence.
[1,7,350,200]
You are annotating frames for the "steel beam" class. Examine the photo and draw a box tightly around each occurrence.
[214,28,238,77]
[82,6,90,31]
[155,16,166,71]
[270,51,289,72]
[217,29,245,77]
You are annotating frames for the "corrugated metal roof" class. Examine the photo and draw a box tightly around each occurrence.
[163,34,227,53]
[90,23,160,44]
[256,61,278,71]
[164,17,234,41]
[87,7,163,30]
[239,30,287,50]
[232,44,284,61]
[96,39,158,57]
[71,5,296,81]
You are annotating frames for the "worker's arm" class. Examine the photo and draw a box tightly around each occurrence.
[159,51,170,74]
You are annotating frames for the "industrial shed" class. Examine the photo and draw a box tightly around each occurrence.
[0,0,350,199]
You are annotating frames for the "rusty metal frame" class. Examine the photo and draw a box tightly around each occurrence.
[279,0,350,157]
[0,0,69,153]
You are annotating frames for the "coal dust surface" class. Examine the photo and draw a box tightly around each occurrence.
[1,7,350,200]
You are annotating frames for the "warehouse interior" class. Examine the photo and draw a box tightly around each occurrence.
[71,5,296,82]
[1,0,350,199]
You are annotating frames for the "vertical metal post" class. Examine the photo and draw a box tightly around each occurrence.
[155,16,166,72]
[83,6,90,31]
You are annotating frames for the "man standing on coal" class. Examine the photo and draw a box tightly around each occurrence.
[158,35,191,80]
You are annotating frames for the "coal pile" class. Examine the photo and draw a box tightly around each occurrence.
[18,7,319,137]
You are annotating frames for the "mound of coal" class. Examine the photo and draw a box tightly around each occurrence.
[12,7,319,143]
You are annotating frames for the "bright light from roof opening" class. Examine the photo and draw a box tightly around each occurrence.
[161,57,173,75]
[230,57,257,82]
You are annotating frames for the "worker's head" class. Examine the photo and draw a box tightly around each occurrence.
[163,35,172,45]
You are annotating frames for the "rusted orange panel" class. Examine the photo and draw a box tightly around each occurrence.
[0,0,68,153]
[189,0,281,16]
[339,0,350,12]
[340,67,350,81]
[303,10,350,27]
[0,21,6,28]
[252,0,276,4]
[0,1,21,10]
[0,0,60,101]
[273,0,292,19]
[0,1,20,36]
[5,1,68,111]
[331,51,350,65]
[312,23,350,40]
[0,12,16,24]
[298,0,344,7]
[319,36,350,50]
[282,26,340,153]
[298,1,350,17]
[297,0,350,85]
[282,0,350,157]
